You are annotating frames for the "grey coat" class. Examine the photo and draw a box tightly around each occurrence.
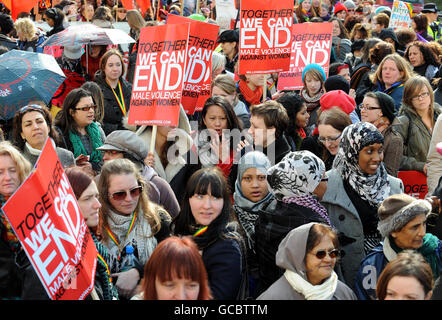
[23,144,75,169]
[257,222,356,300]
[320,169,404,289]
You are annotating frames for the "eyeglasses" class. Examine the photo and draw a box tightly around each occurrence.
[310,249,341,259]
[110,186,143,201]
[19,104,44,114]
[318,133,341,144]
[360,104,381,111]
[321,176,328,182]
[411,92,430,101]
[75,104,96,112]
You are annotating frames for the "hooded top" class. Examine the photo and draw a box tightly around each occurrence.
[257,223,357,300]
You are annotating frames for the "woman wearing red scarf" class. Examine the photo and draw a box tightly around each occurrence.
[237,73,270,112]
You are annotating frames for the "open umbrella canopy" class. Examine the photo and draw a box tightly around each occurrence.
[40,23,136,47]
[0,50,66,120]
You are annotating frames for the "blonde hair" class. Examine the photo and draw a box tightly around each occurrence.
[212,74,238,104]
[370,53,413,86]
[14,17,36,41]
[97,158,164,242]
[0,141,31,185]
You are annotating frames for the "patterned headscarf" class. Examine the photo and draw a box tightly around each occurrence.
[332,122,390,208]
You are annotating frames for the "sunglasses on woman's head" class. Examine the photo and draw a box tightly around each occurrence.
[19,104,44,114]
[311,249,341,259]
[110,186,143,201]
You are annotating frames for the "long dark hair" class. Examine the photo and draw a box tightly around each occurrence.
[276,91,305,140]
[199,96,242,131]
[172,167,234,249]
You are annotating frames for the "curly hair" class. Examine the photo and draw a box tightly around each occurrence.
[14,17,36,41]
[404,41,439,67]
[369,40,394,65]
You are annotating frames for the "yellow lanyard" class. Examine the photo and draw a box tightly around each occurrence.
[108,80,127,116]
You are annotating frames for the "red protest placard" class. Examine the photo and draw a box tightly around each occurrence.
[2,140,97,300]
[238,2,293,75]
[277,23,333,91]
[128,23,190,126]
[167,15,219,115]
[398,171,428,199]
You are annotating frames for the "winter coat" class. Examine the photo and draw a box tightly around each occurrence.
[254,199,329,296]
[394,102,442,172]
[426,113,442,195]
[374,81,405,113]
[0,34,17,50]
[381,119,404,177]
[259,133,291,166]
[94,69,133,135]
[320,169,404,289]
[332,37,352,63]
[22,144,75,169]
[17,32,46,53]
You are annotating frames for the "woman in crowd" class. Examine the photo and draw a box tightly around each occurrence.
[14,17,45,53]
[371,12,389,38]
[355,193,441,300]
[315,107,352,170]
[197,96,243,190]
[171,167,243,300]
[237,73,269,111]
[321,122,404,289]
[43,8,66,37]
[80,2,95,21]
[370,53,413,112]
[212,74,250,129]
[360,92,403,177]
[257,223,356,300]
[277,92,310,150]
[81,44,108,81]
[376,250,434,300]
[137,107,194,204]
[91,5,114,28]
[412,13,433,42]
[81,81,105,126]
[295,0,316,23]
[299,63,326,131]
[350,38,381,95]
[97,129,180,219]
[98,158,171,299]
[55,87,105,173]
[133,236,212,300]
[0,141,47,299]
[126,9,149,84]
[254,151,330,295]
[65,167,118,300]
[395,76,442,174]
[12,104,75,168]
[330,17,352,63]
[404,41,439,83]
[94,49,133,135]
[233,151,273,297]
[328,62,351,83]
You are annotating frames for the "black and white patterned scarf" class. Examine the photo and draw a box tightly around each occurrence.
[332,122,391,208]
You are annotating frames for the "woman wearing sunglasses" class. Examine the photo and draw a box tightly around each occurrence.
[257,223,356,300]
[171,167,244,300]
[394,76,442,175]
[254,151,330,296]
[65,167,118,300]
[55,87,106,174]
[97,158,171,299]
[12,104,75,169]
[321,122,404,290]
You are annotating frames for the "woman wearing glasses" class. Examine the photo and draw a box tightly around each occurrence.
[257,223,356,300]
[321,122,403,290]
[12,104,75,169]
[97,158,171,299]
[360,92,403,177]
[254,151,330,296]
[94,49,133,135]
[395,76,442,175]
[55,87,106,174]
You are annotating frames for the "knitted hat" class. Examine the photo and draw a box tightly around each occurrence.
[377,194,432,237]
[320,89,355,114]
[373,91,396,124]
[334,2,348,14]
[237,151,271,183]
[343,0,356,10]
[302,63,327,82]
[324,75,350,94]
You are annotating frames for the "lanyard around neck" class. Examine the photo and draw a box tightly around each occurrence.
[107,79,127,116]
[106,210,137,252]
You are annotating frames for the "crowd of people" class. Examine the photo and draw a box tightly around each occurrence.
[2,0,442,302]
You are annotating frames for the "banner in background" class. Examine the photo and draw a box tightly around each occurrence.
[238,2,293,75]
[277,22,332,91]
[128,23,190,126]
[388,0,413,30]
[398,170,428,199]
[2,139,97,300]
[167,15,219,115]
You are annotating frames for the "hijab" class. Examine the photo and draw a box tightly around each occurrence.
[332,122,390,208]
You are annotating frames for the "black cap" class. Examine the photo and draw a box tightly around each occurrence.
[324,75,350,94]
[422,3,438,13]
[351,39,366,53]
[373,91,396,124]
[217,29,239,43]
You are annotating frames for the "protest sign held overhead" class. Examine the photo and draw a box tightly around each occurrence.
[167,15,219,115]
[388,0,413,30]
[2,139,97,300]
[238,2,293,75]
[128,23,190,126]
[277,22,332,91]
